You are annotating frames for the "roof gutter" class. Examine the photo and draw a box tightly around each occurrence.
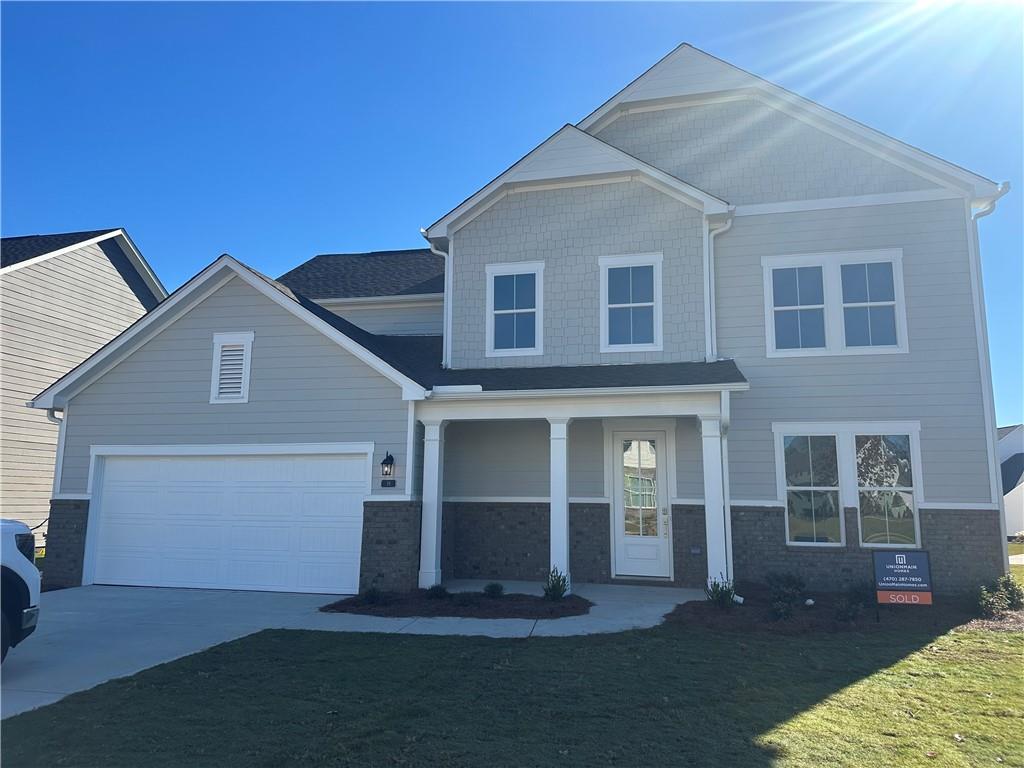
[973,181,1011,220]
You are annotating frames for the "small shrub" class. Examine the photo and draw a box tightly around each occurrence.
[425,584,449,600]
[770,600,794,621]
[978,585,1009,619]
[995,574,1024,611]
[833,596,863,623]
[704,577,736,610]
[543,568,569,601]
[359,587,383,605]
[483,582,505,598]
[766,572,806,603]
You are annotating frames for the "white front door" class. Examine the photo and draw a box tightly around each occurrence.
[612,431,672,578]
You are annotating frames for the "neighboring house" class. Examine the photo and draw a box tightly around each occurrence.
[998,424,1023,537]
[32,44,1009,596]
[0,229,165,541]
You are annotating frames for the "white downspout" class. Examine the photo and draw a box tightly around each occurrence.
[705,214,734,362]
[421,230,451,369]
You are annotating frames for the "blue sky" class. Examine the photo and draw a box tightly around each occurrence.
[2,2,1021,423]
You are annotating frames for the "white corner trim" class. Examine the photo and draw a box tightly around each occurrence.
[484,261,545,357]
[404,401,416,497]
[734,189,965,217]
[761,249,909,358]
[599,252,664,353]
[209,331,254,404]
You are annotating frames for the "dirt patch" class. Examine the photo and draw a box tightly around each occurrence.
[320,590,593,619]
[665,585,1003,635]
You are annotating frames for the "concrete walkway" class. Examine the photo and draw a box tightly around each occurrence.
[2,581,701,718]
[1010,554,1024,565]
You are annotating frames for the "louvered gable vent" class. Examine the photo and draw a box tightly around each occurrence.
[210,332,254,403]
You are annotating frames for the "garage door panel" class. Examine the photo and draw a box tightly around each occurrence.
[93,452,367,594]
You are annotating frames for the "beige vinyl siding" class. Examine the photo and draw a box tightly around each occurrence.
[326,301,443,335]
[0,243,148,534]
[60,276,410,496]
[716,198,990,504]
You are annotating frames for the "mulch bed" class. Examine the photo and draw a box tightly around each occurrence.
[665,584,994,635]
[321,590,593,619]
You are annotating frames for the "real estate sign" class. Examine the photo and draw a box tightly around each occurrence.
[873,551,933,605]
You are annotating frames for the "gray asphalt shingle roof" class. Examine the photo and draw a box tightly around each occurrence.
[1,229,119,268]
[275,249,444,300]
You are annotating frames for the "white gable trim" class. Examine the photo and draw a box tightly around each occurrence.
[578,44,1001,200]
[425,125,729,240]
[29,255,427,409]
[0,229,167,299]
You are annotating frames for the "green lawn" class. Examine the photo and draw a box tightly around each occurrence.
[3,611,1021,768]
[1008,541,1024,557]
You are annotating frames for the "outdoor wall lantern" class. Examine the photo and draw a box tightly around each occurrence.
[380,452,395,478]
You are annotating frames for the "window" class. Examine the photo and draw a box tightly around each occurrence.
[771,266,826,350]
[210,332,254,404]
[600,253,663,352]
[762,250,907,357]
[773,422,922,549]
[782,435,842,544]
[485,262,544,356]
[856,434,918,546]
[841,263,898,347]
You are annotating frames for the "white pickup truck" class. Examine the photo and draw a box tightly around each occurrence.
[1,519,40,662]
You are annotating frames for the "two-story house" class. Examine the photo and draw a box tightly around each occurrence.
[32,44,1008,596]
[1,229,165,541]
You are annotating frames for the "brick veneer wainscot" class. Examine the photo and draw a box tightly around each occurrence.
[359,501,422,592]
[42,498,90,590]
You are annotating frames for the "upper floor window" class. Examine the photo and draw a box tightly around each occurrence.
[762,249,907,357]
[600,253,663,353]
[210,332,254,404]
[485,262,543,357]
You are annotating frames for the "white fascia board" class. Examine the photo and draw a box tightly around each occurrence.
[425,125,729,239]
[31,255,427,409]
[426,381,749,400]
[113,231,168,299]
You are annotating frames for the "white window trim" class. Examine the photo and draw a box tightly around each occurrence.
[485,261,544,357]
[761,249,908,358]
[209,331,254,404]
[776,433,845,548]
[599,253,664,353]
[772,421,924,549]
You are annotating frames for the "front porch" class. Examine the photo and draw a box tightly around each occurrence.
[415,388,740,593]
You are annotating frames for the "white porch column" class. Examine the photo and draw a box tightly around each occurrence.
[548,417,571,592]
[418,420,445,588]
[700,416,730,584]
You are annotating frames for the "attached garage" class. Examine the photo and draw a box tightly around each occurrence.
[86,445,373,594]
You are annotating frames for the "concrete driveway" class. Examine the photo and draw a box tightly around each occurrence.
[1,585,341,719]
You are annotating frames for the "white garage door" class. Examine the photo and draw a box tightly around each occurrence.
[92,452,369,594]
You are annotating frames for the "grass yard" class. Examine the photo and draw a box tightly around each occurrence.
[2,609,1021,768]
[1009,541,1024,557]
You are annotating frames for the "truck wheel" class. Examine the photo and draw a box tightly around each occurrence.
[1,611,9,663]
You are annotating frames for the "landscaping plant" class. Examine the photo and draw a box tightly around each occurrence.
[425,584,449,600]
[483,582,505,598]
[994,573,1024,610]
[766,572,806,621]
[704,577,736,610]
[543,568,568,601]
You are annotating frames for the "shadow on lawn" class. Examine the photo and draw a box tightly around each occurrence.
[0,600,985,768]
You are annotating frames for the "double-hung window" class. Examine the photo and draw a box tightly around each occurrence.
[762,250,907,356]
[855,434,917,546]
[600,253,663,352]
[485,262,543,356]
[781,435,841,544]
[774,422,922,548]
